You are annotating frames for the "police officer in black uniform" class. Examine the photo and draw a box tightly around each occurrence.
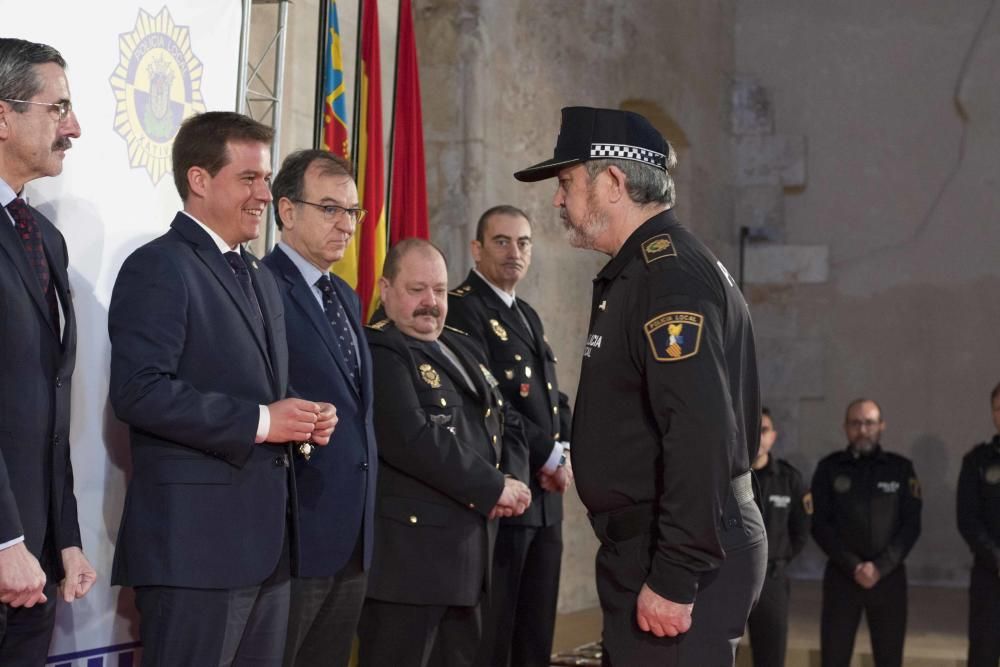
[446,205,573,667]
[811,398,921,667]
[957,381,1000,667]
[746,408,811,667]
[515,106,766,667]
[356,239,531,667]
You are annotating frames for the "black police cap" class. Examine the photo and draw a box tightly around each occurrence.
[514,106,670,183]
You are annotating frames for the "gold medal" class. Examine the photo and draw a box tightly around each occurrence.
[524,366,532,378]
[298,442,314,461]
[520,383,530,397]
[504,369,514,380]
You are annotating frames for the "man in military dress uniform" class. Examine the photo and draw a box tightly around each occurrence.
[515,106,766,666]
[357,238,531,667]
[746,408,811,667]
[811,399,922,667]
[447,205,573,667]
[957,382,1000,667]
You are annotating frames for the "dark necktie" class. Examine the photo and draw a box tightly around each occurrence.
[316,275,359,388]
[224,251,264,327]
[7,197,59,327]
[511,299,533,338]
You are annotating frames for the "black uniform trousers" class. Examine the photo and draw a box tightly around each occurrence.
[746,561,790,667]
[967,562,1000,667]
[820,562,906,667]
[357,599,481,667]
[477,523,562,667]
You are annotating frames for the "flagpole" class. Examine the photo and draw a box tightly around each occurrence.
[385,0,406,245]
[351,0,365,180]
[313,0,331,149]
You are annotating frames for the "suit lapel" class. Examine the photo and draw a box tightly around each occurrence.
[0,211,58,336]
[244,248,278,383]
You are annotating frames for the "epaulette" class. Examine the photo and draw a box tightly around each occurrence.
[444,324,469,336]
[641,233,678,265]
[449,284,473,298]
[365,319,391,331]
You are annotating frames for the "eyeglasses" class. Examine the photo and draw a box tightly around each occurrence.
[846,419,881,429]
[1,98,73,122]
[291,199,366,224]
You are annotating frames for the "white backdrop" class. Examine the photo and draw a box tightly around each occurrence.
[8,3,242,663]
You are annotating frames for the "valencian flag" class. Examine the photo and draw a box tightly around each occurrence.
[320,0,350,158]
[332,0,386,320]
[388,0,429,243]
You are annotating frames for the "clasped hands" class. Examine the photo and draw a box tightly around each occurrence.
[266,398,338,445]
[853,561,881,589]
[538,458,573,493]
[489,477,531,519]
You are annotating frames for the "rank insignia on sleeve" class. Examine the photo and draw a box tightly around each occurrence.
[803,492,814,515]
[643,311,703,362]
[489,319,509,342]
[909,477,922,498]
[419,363,442,388]
[641,233,677,264]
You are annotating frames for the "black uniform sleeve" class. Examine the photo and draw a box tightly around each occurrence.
[559,391,573,443]
[872,459,922,576]
[639,280,734,604]
[957,451,1000,569]
[786,465,811,561]
[369,342,506,514]
[810,459,862,574]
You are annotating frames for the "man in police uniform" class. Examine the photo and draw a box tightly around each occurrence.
[957,382,1000,667]
[515,106,766,666]
[357,239,531,667]
[447,205,573,667]
[746,408,811,667]
[811,399,922,667]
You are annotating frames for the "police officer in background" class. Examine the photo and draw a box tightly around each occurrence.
[515,106,766,666]
[447,205,573,667]
[746,407,811,667]
[811,398,922,667]
[957,381,1000,667]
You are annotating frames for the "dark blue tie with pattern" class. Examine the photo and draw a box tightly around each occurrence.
[316,274,359,388]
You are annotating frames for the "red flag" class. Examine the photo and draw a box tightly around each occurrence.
[388,0,429,243]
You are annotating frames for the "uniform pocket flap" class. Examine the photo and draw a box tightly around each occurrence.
[380,495,463,527]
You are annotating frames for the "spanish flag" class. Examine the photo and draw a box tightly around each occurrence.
[388,0,428,243]
[332,0,385,321]
[320,0,350,159]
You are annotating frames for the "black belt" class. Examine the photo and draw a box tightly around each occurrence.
[588,471,754,546]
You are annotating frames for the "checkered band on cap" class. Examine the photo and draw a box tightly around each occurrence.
[589,143,667,170]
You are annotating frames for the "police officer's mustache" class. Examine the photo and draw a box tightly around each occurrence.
[412,306,441,318]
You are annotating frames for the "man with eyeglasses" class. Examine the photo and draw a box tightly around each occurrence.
[0,38,96,663]
[745,407,810,667]
[446,205,573,667]
[811,398,922,667]
[262,149,376,667]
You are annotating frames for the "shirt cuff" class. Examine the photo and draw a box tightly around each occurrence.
[0,535,25,551]
[541,441,566,474]
[256,404,270,443]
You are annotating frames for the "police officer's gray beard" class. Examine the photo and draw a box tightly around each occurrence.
[562,209,609,250]
[851,436,878,455]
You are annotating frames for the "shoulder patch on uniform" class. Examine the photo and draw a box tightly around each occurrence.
[909,477,922,498]
[448,284,473,298]
[802,491,814,515]
[641,233,678,264]
[643,311,703,362]
[444,324,469,336]
[365,318,391,331]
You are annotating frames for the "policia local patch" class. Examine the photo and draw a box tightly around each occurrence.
[644,311,704,362]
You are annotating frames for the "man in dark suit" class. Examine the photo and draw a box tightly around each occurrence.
[0,38,96,664]
[357,239,531,667]
[446,205,572,667]
[108,112,337,666]
[263,149,377,667]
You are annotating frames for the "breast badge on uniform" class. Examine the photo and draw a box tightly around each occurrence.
[419,363,441,388]
[833,475,852,493]
[644,311,703,362]
[489,319,509,342]
[985,465,1000,485]
[641,233,678,264]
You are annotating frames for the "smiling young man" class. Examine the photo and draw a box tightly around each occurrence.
[263,150,377,667]
[108,112,337,666]
[0,37,96,664]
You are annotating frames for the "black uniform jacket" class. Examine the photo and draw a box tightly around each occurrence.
[757,456,810,564]
[364,320,525,606]
[0,202,81,577]
[811,444,922,578]
[573,209,761,604]
[446,270,571,527]
[957,435,1000,570]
